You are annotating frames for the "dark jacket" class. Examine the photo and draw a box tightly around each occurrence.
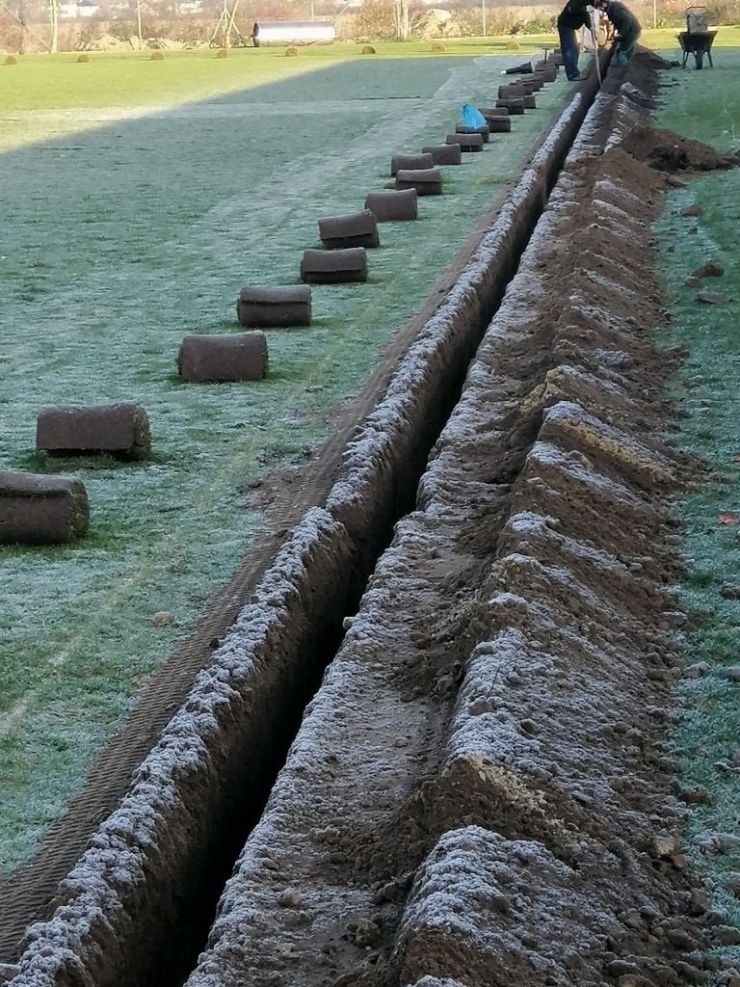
[557,0,590,29]
[604,0,641,40]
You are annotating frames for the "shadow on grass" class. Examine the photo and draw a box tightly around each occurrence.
[16,449,183,473]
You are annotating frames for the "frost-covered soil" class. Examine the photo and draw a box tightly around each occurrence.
[171,58,737,986]
[0,53,571,877]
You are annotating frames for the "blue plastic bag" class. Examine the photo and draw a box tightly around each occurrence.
[461,103,487,128]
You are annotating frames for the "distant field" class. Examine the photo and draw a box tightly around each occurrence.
[0,49,572,874]
[2,27,738,137]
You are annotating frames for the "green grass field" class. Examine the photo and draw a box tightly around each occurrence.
[653,49,740,954]
[0,49,575,874]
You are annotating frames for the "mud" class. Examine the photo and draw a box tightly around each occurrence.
[4,71,602,986]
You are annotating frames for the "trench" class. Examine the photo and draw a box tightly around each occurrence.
[166,67,608,987]
[7,56,610,987]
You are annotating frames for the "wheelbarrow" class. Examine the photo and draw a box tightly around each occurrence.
[678,6,717,68]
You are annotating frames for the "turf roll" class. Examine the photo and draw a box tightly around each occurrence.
[481,115,512,133]
[318,209,380,249]
[420,143,462,165]
[36,402,151,460]
[394,168,443,195]
[0,471,89,545]
[364,189,418,222]
[521,75,544,92]
[390,152,434,177]
[300,247,368,284]
[177,332,268,382]
[496,98,525,115]
[237,286,312,327]
[445,133,484,151]
[455,124,490,143]
[500,83,537,107]
[499,83,522,99]
[477,106,509,117]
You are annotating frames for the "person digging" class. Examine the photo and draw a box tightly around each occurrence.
[594,0,642,66]
[557,0,593,81]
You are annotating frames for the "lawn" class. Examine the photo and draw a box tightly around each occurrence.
[0,50,573,874]
[653,48,740,954]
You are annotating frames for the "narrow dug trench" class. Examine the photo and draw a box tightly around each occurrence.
[3,63,606,987]
[176,55,733,987]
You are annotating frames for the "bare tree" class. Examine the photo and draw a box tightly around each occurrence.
[394,0,408,38]
[17,0,26,51]
[49,0,58,51]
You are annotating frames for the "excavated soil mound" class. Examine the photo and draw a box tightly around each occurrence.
[623,123,740,172]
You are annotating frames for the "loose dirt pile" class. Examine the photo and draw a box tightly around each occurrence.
[174,56,735,987]
[622,123,740,172]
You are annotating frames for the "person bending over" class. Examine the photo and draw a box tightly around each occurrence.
[557,0,591,80]
[596,0,642,65]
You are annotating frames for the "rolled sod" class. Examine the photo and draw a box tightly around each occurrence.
[0,471,89,545]
[394,168,443,196]
[318,209,379,250]
[390,152,434,177]
[421,143,462,165]
[499,86,535,107]
[496,99,525,115]
[499,84,526,99]
[364,189,418,222]
[478,106,509,117]
[237,285,312,327]
[178,332,268,382]
[300,247,368,284]
[520,75,544,92]
[445,133,484,151]
[455,124,490,143]
[36,402,151,460]
[481,115,512,133]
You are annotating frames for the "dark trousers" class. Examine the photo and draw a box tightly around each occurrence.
[558,23,580,79]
